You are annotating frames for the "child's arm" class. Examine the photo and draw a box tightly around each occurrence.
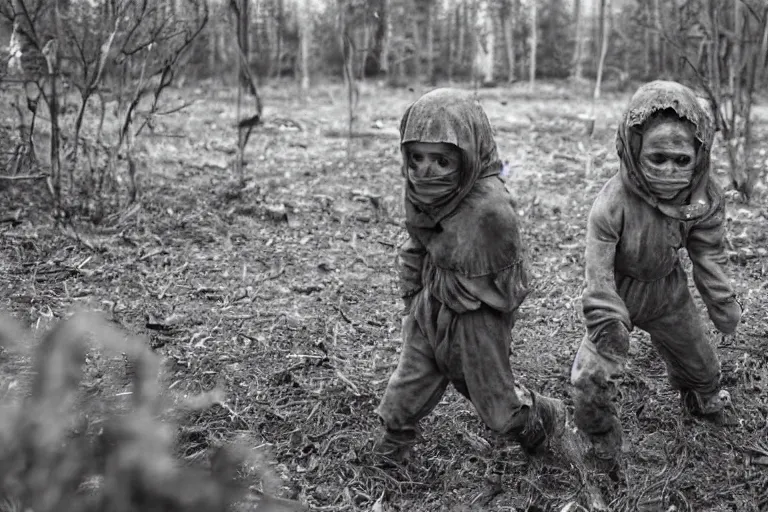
[582,193,632,347]
[686,205,741,334]
[398,235,427,308]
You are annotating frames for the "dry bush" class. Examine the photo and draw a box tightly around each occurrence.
[0,312,302,512]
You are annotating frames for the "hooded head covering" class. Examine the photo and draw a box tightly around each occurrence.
[399,88,502,228]
[616,80,719,221]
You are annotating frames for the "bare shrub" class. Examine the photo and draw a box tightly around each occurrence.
[0,0,208,220]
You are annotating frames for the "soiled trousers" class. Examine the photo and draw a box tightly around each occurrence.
[376,302,533,440]
[571,263,721,439]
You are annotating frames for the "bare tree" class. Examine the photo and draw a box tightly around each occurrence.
[663,0,768,200]
[528,0,537,89]
[593,0,610,99]
[371,0,390,76]
[297,0,311,92]
[425,0,435,84]
[651,0,661,74]
[337,0,358,158]
[0,0,209,217]
[454,0,467,80]
[472,0,494,88]
[500,0,518,83]
[232,0,251,91]
[273,0,285,79]
[571,0,584,80]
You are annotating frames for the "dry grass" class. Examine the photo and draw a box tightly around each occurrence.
[1,80,767,511]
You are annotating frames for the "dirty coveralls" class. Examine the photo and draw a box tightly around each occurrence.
[375,88,564,456]
[570,81,742,462]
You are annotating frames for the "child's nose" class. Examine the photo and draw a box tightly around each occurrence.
[414,159,434,174]
[663,161,679,174]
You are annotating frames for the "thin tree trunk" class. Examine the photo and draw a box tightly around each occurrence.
[730,0,741,99]
[572,0,583,80]
[528,0,537,89]
[456,1,465,76]
[412,15,422,81]
[374,0,390,76]
[447,3,455,81]
[652,0,661,75]
[643,2,651,78]
[708,0,722,119]
[502,1,516,82]
[592,0,600,58]
[426,0,435,84]
[593,0,610,99]
[298,0,310,91]
[239,0,251,90]
[208,19,218,75]
[274,0,284,79]
[672,0,681,75]
[360,23,370,79]
[483,1,495,84]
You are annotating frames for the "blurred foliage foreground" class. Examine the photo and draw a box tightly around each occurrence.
[0,312,305,512]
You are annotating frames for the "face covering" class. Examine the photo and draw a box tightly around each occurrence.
[407,168,461,207]
[642,168,694,200]
[637,117,697,201]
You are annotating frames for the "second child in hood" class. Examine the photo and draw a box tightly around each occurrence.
[571,80,742,471]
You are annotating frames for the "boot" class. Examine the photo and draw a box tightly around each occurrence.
[518,394,609,510]
[681,389,733,425]
[583,425,623,478]
[372,426,419,463]
[517,393,592,462]
[515,392,562,454]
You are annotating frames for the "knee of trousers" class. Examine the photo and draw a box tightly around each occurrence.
[666,359,721,395]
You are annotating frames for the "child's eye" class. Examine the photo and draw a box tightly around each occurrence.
[437,157,450,167]
[676,156,692,166]
[411,153,424,163]
[650,155,667,165]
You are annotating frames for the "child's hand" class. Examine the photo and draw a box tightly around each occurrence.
[595,321,630,360]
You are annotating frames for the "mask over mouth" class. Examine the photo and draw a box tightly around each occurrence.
[399,88,502,228]
[406,168,461,207]
[643,171,694,199]
[616,80,716,220]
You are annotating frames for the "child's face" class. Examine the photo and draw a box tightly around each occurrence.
[406,142,461,178]
[640,118,697,179]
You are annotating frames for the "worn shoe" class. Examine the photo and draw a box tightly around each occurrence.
[519,395,610,510]
[519,394,593,464]
[682,389,734,425]
[516,392,565,454]
[372,427,418,464]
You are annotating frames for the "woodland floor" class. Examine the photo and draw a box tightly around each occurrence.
[1,80,768,511]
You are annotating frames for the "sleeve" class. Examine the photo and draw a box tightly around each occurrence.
[397,235,427,304]
[686,204,741,334]
[582,192,632,347]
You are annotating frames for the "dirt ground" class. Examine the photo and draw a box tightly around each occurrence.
[1,80,767,511]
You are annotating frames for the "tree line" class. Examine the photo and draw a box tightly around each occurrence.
[0,0,765,214]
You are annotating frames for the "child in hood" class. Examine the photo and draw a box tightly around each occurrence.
[571,80,742,470]
[374,88,578,461]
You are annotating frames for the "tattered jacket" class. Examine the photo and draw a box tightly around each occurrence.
[583,81,740,340]
[396,88,530,316]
